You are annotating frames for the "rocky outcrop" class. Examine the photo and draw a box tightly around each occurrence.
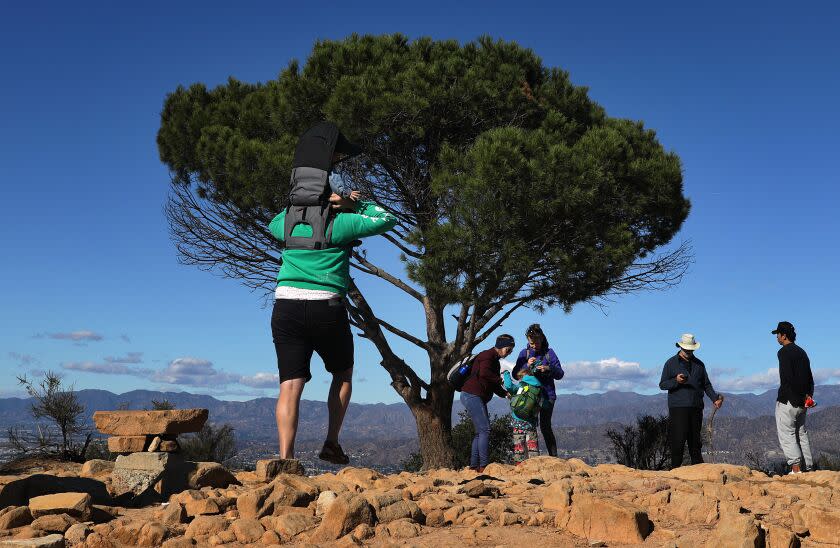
[92,410,207,436]
[1,456,839,546]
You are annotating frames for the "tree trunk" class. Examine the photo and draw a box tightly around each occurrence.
[410,400,454,469]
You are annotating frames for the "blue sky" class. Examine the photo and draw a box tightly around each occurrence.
[1,1,838,404]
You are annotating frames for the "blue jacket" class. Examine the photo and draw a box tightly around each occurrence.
[514,347,564,401]
[659,353,720,409]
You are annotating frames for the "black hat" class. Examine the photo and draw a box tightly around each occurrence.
[495,334,515,349]
[771,321,795,336]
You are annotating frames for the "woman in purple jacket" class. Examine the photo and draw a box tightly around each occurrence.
[513,324,564,456]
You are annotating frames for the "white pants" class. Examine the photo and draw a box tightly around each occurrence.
[775,401,814,469]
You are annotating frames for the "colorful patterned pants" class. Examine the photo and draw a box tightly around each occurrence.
[512,420,540,463]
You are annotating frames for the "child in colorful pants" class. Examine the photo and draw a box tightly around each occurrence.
[503,367,543,464]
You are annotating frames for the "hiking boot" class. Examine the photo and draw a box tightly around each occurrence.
[788,463,802,474]
[318,440,350,465]
[475,466,486,473]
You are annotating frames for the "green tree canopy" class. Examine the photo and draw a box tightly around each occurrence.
[157,34,690,468]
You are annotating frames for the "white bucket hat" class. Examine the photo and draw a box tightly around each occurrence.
[676,333,700,351]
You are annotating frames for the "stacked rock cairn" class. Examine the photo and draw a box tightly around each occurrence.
[92,409,208,500]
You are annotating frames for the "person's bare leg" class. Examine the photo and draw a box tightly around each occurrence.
[326,368,353,444]
[276,378,306,459]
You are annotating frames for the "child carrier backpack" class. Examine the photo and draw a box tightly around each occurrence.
[283,122,362,251]
[447,354,477,392]
[510,382,543,421]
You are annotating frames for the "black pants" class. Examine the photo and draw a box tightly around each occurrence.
[271,298,354,383]
[540,400,557,457]
[669,407,704,468]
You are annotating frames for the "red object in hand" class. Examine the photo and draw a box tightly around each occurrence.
[804,396,817,408]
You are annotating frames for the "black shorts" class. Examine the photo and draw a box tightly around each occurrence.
[271,298,354,383]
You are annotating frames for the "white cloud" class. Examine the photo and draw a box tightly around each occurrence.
[103,352,143,364]
[238,372,279,388]
[559,357,657,392]
[41,330,104,342]
[8,352,38,367]
[713,367,840,392]
[62,361,151,377]
[151,357,240,387]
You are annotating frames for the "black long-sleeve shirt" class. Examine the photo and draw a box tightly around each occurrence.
[777,343,814,408]
[659,353,720,409]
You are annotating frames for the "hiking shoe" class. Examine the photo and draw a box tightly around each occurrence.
[318,440,350,465]
[788,463,802,475]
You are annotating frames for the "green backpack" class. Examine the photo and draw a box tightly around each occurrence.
[511,382,543,421]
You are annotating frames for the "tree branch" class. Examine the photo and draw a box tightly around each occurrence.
[350,253,424,302]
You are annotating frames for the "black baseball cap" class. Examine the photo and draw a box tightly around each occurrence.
[771,321,795,336]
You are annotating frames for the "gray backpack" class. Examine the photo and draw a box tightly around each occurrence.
[283,122,363,251]
[283,167,335,251]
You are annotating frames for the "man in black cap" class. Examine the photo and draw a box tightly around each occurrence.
[772,321,815,474]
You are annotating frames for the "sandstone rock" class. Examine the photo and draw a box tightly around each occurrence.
[146,436,162,452]
[93,409,208,436]
[563,493,651,544]
[335,468,383,490]
[799,504,840,544]
[30,513,77,533]
[375,518,422,539]
[185,498,220,516]
[185,515,227,539]
[764,524,797,548]
[29,493,90,519]
[443,505,463,524]
[160,537,196,548]
[309,493,373,542]
[107,436,149,453]
[186,462,238,489]
[236,484,273,519]
[159,440,178,452]
[155,503,187,525]
[63,522,90,546]
[666,463,751,484]
[458,480,500,498]
[136,523,166,547]
[79,461,114,479]
[363,489,404,512]
[268,475,319,508]
[256,459,305,481]
[230,518,264,544]
[376,500,424,524]
[668,490,719,525]
[0,507,32,530]
[542,481,572,510]
[316,491,338,516]
[0,534,65,547]
[111,521,144,545]
[81,532,116,548]
[705,512,764,548]
[425,509,445,527]
[351,523,373,542]
[111,452,184,497]
[260,530,281,545]
[266,513,318,538]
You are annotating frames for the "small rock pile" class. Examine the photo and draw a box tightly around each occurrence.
[92,409,208,501]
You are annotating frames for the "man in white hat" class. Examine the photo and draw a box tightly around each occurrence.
[658,334,724,468]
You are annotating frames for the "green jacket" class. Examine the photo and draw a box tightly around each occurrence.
[268,201,397,296]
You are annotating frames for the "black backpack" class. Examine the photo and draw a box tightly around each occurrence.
[447,354,477,392]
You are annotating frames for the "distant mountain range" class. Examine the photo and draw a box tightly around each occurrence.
[2,385,839,443]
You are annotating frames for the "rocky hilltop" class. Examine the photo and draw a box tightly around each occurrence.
[1,408,838,547]
[1,456,839,547]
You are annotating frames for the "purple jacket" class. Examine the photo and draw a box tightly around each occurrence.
[513,346,564,401]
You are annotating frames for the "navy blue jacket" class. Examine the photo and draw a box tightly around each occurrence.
[659,353,720,409]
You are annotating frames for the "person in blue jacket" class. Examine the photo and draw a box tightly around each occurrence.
[513,324,564,456]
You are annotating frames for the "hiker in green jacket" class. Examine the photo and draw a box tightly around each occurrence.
[268,122,397,465]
